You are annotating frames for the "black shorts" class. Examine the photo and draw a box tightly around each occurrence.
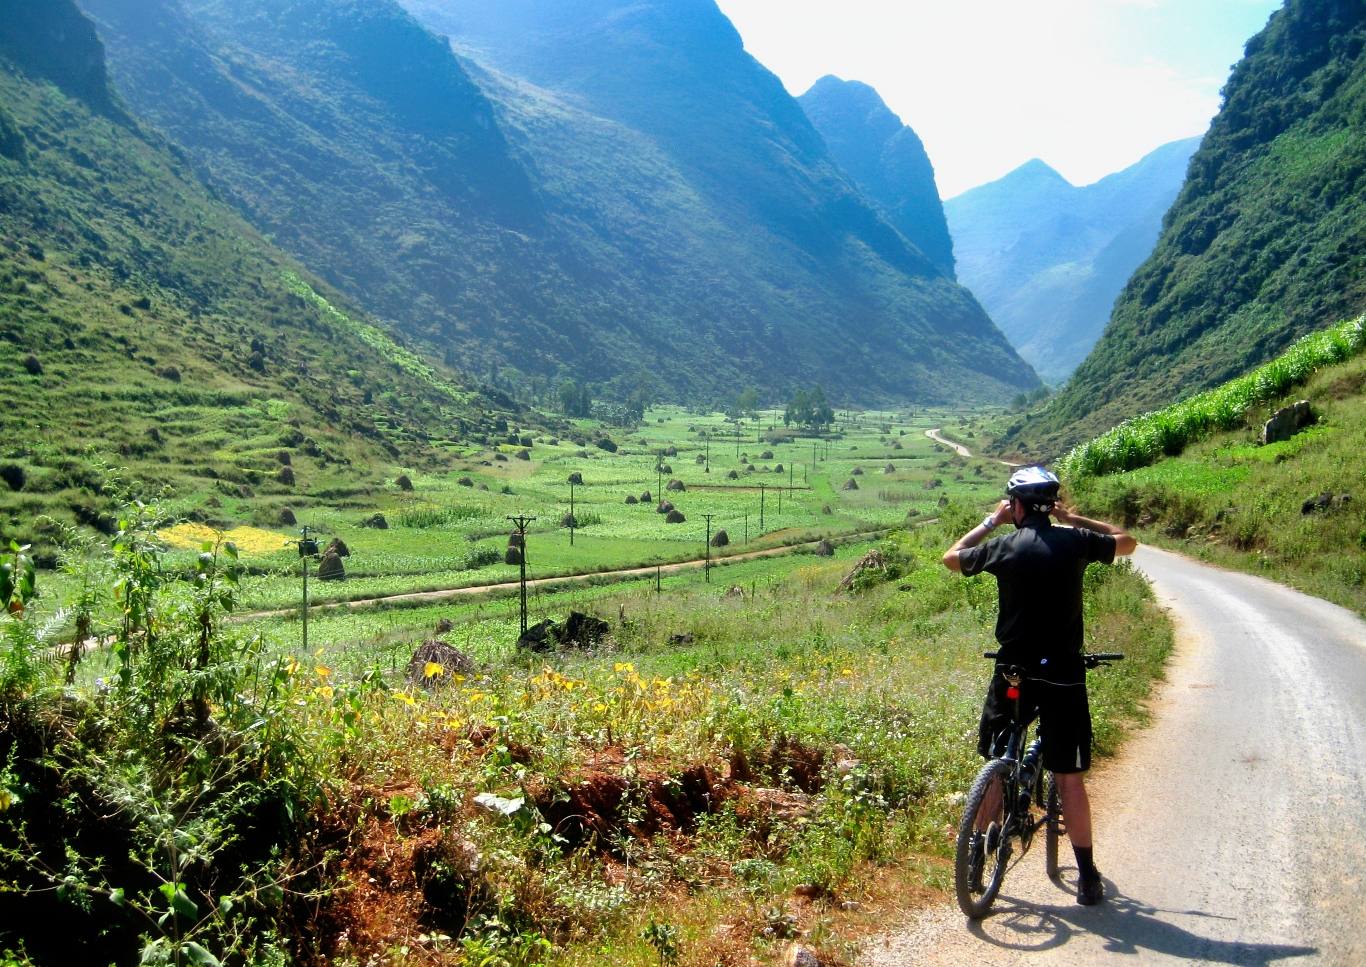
[977,673,1092,774]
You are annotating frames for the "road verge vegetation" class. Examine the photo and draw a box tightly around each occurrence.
[0,498,1172,966]
[1064,322,1366,616]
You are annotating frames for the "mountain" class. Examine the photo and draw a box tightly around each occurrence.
[1011,0,1366,454]
[797,75,956,278]
[944,138,1200,383]
[80,0,1037,406]
[0,0,514,556]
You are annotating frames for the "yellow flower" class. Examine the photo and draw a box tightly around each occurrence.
[593,703,607,712]
[424,661,445,680]
[614,662,635,674]
[315,665,332,679]
[315,685,334,700]
[284,658,299,677]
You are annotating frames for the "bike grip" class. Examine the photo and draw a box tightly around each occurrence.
[1089,652,1126,661]
[983,651,999,659]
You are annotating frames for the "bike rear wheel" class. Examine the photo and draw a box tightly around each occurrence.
[1044,773,1062,880]
[954,758,1013,919]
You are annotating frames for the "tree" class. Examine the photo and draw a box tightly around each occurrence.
[735,386,759,418]
[557,379,592,417]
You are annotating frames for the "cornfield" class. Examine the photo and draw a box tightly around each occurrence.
[1060,314,1365,480]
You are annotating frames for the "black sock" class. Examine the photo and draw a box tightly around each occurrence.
[1073,846,1098,880]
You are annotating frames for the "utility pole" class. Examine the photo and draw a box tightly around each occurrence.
[656,450,663,501]
[777,485,782,514]
[507,515,536,636]
[568,481,576,547]
[759,482,766,532]
[293,525,321,654]
[702,513,715,582]
[789,462,794,495]
[705,433,711,473]
[744,512,749,544]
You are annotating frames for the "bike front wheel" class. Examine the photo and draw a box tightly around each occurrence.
[954,758,1013,919]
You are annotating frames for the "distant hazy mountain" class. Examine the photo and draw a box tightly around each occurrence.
[0,0,513,551]
[396,0,1039,402]
[945,138,1200,383]
[797,75,955,279]
[1011,0,1366,454]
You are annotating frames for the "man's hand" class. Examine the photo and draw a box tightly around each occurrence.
[1050,503,1138,556]
[1051,503,1077,526]
[990,500,1013,528]
[943,500,1011,572]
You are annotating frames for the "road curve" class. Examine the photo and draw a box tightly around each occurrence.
[861,545,1365,966]
[925,428,973,458]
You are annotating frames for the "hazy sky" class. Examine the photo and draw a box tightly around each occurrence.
[715,0,1283,198]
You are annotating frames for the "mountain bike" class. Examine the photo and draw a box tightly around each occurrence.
[953,651,1123,919]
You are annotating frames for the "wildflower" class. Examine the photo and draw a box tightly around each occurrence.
[424,661,445,680]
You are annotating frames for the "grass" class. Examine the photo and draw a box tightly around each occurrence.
[1058,315,1365,479]
[1069,349,1366,615]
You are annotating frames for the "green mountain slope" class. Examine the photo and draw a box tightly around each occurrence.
[798,75,956,278]
[204,0,1036,405]
[1013,0,1366,453]
[0,0,513,555]
[944,139,1199,383]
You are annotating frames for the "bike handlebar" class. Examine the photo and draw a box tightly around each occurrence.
[982,651,1125,666]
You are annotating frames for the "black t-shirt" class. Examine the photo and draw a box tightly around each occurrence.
[958,516,1117,683]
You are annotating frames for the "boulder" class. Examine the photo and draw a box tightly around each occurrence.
[567,471,584,485]
[665,509,687,523]
[1262,400,1314,445]
[494,453,508,462]
[560,611,611,649]
[0,465,25,492]
[317,550,346,581]
[710,529,730,547]
[668,632,695,646]
[361,513,388,529]
[457,476,474,487]
[21,354,42,376]
[657,500,675,514]
[666,478,686,492]
[1301,492,1350,515]
[395,473,414,491]
[405,640,476,688]
[515,449,531,461]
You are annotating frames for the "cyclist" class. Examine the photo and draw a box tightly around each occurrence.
[941,465,1137,905]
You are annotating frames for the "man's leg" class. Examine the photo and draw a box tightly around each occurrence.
[1057,771,1103,903]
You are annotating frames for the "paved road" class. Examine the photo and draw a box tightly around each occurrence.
[861,545,1365,966]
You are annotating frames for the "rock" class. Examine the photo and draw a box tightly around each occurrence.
[457,477,474,487]
[792,884,824,899]
[278,507,297,526]
[560,611,611,649]
[669,632,695,645]
[317,550,345,581]
[361,513,388,529]
[624,494,639,505]
[567,471,584,485]
[1301,493,1336,515]
[325,537,351,558]
[667,478,686,492]
[21,354,42,376]
[814,539,835,557]
[494,453,508,462]
[785,945,821,967]
[657,500,675,515]
[839,900,862,912]
[515,449,531,461]
[595,437,618,453]
[277,465,296,486]
[640,490,652,503]
[0,464,25,492]
[1262,400,1314,445]
[395,473,414,491]
[665,509,687,523]
[842,478,859,491]
[405,640,476,688]
[710,529,730,547]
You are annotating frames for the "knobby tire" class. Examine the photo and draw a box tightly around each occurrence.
[954,758,1013,919]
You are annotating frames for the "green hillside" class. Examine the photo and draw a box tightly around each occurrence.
[1066,317,1366,615]
[0,0,516,558]
[945,139,1199,384]
[1010,0,1366,453]
[798,75,957,278]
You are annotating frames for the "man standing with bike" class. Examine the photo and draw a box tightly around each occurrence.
[941,466,1137,905]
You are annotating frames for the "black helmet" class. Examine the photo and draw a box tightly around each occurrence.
[1005,465,1060,511]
